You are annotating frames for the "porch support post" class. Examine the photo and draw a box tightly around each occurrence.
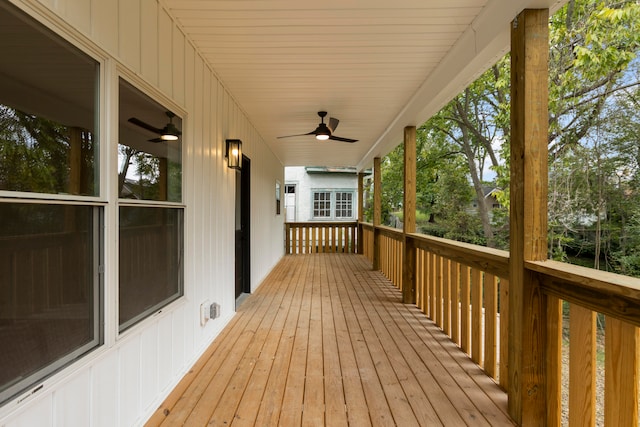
[372,157,382,270]
[402,126,417,304]
[509,9,550,425]
[357,172,365,254]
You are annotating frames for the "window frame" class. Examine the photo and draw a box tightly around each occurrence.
[312,191,332,218]
[335,191,354,219]
[0,0,106,406]
[116,75,186,334]
[311,189,356,220]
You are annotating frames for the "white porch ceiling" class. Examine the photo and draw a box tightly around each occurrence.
[163,0,565,171]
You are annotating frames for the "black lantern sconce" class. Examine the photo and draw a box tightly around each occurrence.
[225,139,242,170]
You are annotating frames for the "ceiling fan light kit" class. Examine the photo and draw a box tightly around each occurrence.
[161,123,180,140]
[128,110,182,142]
[278,111,358,143]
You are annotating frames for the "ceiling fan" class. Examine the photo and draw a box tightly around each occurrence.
[277,111,358,143]
[128,111,182,142]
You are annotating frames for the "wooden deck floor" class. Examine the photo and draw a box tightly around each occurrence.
[146,254,514,426]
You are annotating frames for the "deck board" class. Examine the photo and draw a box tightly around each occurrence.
[147,254,514,426]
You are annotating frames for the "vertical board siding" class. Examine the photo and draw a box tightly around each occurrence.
[55,371,91,427]
[1,0,284,425]
[119,337,142,425]
[140,324,160,411]
[158,9,173,96]
[91,353,118,427]
[157,315,174,394]
[64,0,91,35]
[140,0,159,85]
[119,0,141,71]
[172,29,185,106]
[91,0,118,54]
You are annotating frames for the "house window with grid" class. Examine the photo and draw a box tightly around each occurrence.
[335,192,353,218]
[313,191,331,218]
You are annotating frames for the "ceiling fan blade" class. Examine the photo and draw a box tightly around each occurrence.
[328,117,339,133]
[277,130,317,139]
[128,117,163,135]
[329,135,358,143]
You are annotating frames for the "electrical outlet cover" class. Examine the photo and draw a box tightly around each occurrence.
[200,300,211,326]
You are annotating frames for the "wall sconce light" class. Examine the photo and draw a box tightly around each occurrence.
[225,139,242,170]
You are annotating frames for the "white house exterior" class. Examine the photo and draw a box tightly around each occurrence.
[0,1,283,426]
[284,166,359,223]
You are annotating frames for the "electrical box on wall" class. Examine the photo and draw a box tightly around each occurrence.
[210,302,221,320]
[200,300,221,326]
[199,300,210,326]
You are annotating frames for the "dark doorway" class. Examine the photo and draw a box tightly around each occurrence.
[235,155,251,302]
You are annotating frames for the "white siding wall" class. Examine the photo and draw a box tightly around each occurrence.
[0,0,284,425]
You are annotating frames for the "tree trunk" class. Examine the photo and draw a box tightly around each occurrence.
[460,127,496,247]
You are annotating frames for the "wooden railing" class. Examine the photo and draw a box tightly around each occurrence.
[361,222,640,425]
[361,223,374,260]
[409,232,510,391]
[378,226,405,288]
[285,222,358,254]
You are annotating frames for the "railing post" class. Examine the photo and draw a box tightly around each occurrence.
[285,223,291,254]
[509,9,551,425]
[357,172,364,254]
[373,157,382,270]
[402,126,417,304]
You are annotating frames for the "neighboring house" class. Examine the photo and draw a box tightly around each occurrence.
[469,185,502,219]
[285,166,359,222]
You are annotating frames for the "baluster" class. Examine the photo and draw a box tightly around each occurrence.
[484,273,498,379]
[499,278,509,391]
[605,317,639,426]
[471,268,483,367]
[460,265,471,355]
[451,261,460,346]
[443,258,451,337]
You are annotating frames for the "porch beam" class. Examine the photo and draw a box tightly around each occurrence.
[373,157,382,270]
[509,8,550,425]
[403,126,417,304]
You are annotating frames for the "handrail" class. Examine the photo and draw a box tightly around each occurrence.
[407,232,509,279]
[527,259,640,327]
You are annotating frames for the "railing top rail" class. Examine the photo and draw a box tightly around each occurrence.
[377,225,404,239]
[528,259,640,327]
[286,221,358,227]
[407,232,509,279]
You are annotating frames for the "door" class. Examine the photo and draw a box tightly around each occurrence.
[235,155,250,300]
[284,184,296,222]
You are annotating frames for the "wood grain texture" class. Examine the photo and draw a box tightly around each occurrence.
[451,261,460,346]
[569,305,596,427]
[604,317,639,427]
[508,8,549,424]
[146,254,515,426]
[403,126,417,235]
[499,278,509,391]
[546,296,562,427]
[471,268,483,367]
[484,273,498,379]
